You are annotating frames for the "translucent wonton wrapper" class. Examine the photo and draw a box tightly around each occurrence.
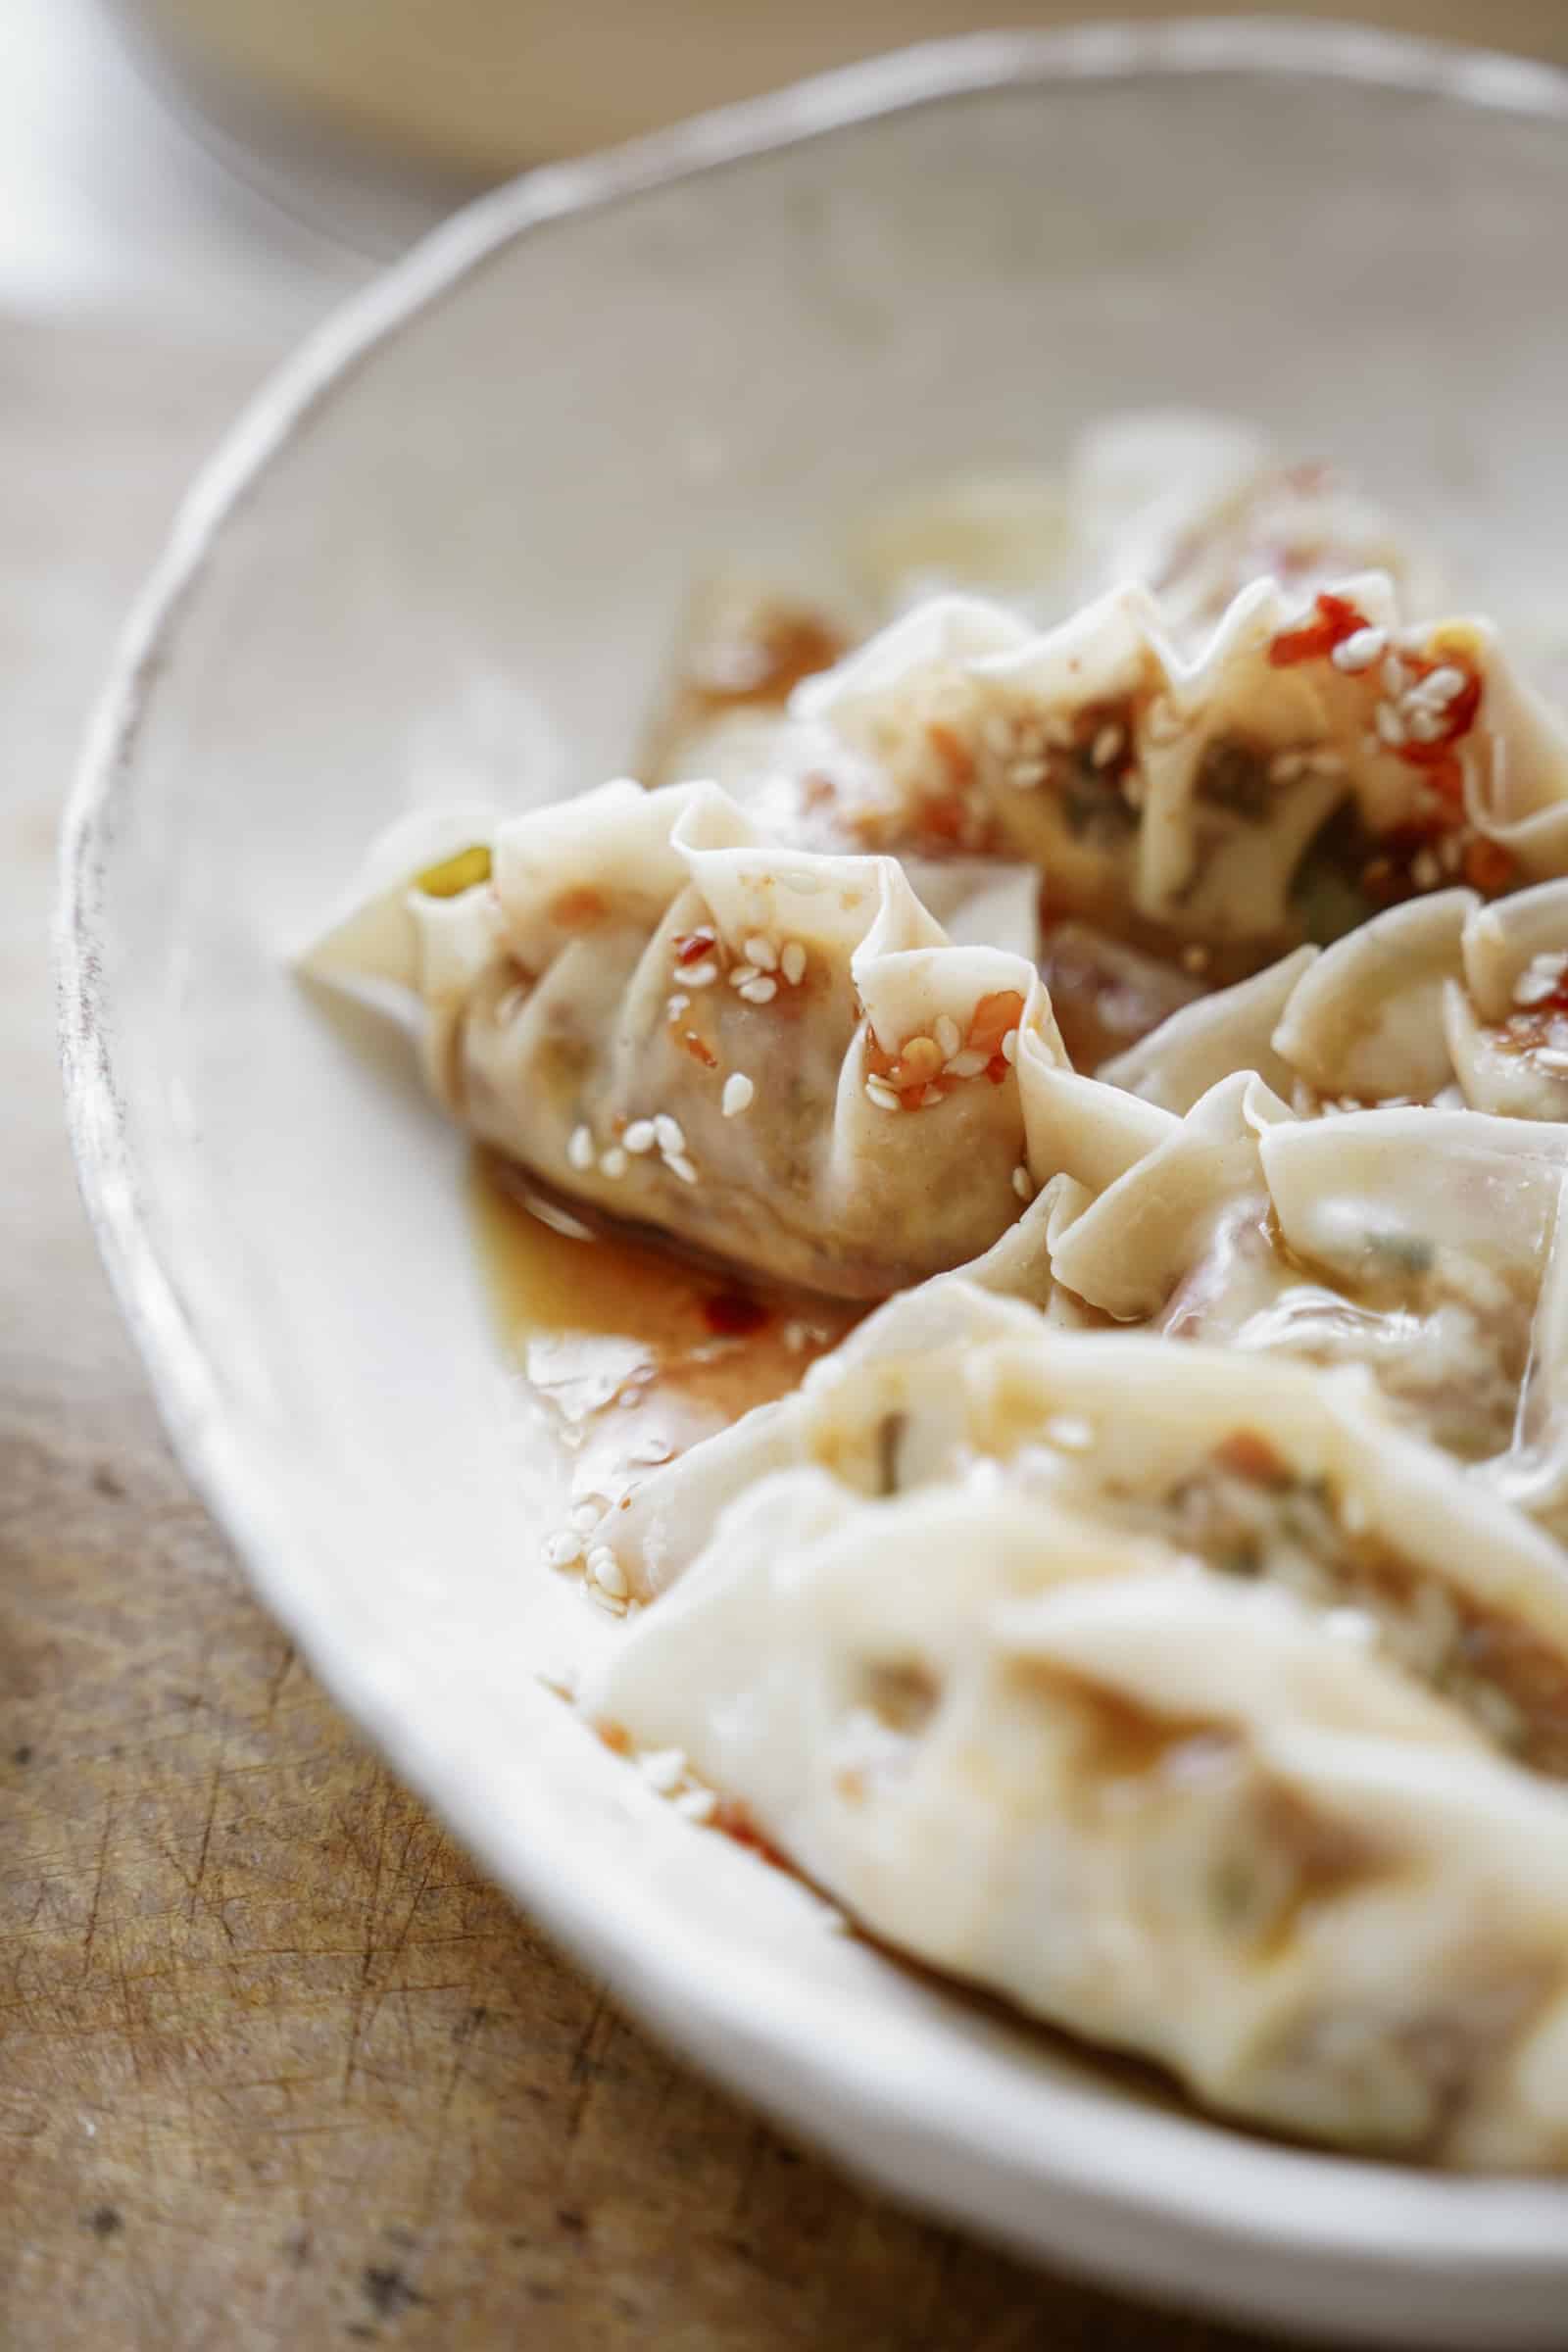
[585,1306,1568,2167]
[781,579,1568,948]
[1045,1074,1568,1532]
[1105,879,1568,1120]
[301,780,1165,1298]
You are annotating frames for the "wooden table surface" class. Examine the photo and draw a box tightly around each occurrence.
[2,312,1355,2352]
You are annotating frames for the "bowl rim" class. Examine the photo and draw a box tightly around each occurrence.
[57,18,1568,2330]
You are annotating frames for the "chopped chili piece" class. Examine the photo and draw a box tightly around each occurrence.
[681,1031,718,1068]
[1267,592,1369,669]
[704,1291,768,1337]
[1463,836,1517,895]
[927,719,976,788]
[967,990,1027,1057]
[674,926,717,965]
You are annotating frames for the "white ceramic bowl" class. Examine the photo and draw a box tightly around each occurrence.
[60,24,1568,2343]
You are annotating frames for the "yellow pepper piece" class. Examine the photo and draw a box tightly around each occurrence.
[415,844,492,899]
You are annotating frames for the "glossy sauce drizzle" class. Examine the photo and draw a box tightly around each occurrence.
[469,1148,862,1511]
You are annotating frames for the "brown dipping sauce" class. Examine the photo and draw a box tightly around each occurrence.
[469,1148,862,1504]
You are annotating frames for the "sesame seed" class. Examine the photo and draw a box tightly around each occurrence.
[738,976,778,1004]
[780,941,807,986]
[1306,747,1346,777]
[934,1014,961,1060]
[1009,760,1049,790]
[685,960,720,993]
[919,1086,944,1107]
[629,1435,672,1465]
[745,934,779,971]
[1535,1048,1568,1074]
[623,1119,657,1153]
[722,1072,755,1117]
[1012,1164,1034,1202]
[1381,653,1410,697]
[664,1152,700,1184]
[1410,850,1442,890]
[864,1076,901,1111]
[1422,664,1466,705]
[1002,1027,1019,1064]
[1374,701,1406,748]
[982,713,1016,755]
[588,1586,627,1616]
[1405,706,1446,744]
[780,868,824,894]
[654,1114,685,1153]
[673,1787,717,1823]
[600,1146,628,1179]
[1332,625,1386,672]
[1044,1414,1095,1451]
[1438,834,1463,873]
[665,994,690,1020]
[571,1502,601,1531]
[567,1124,595,1171]
[589,1548,628,1598]
[728,962,759,989]
[544,1530,584,1568]
[637,1747,686,1792]
[1269,749,1307,783]
[1090,722,1124,769]
[945,1050,988,1079]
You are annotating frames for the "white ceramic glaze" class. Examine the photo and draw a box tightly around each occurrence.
[58,25,1568,2343]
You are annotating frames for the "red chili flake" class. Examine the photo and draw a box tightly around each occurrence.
[1395,668,1484,771]
[967,989,1027,1057]
[704,1291,768,1337]
[917,794,972,845]
[681,1031,718,1068]
[984,1054,1010,1085]
[927,719,975,788]
[1215,1429,1292,1487]
[1266,592,1369,669]
[1463,836,1517,896]
[674,927,717,965]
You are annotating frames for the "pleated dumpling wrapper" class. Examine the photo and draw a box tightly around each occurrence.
[583,1301,1568,2166]
[300,778,1166,1298]
[1097,877,1568,1121]
[1042,1071,1568,1533]
[761,576,1568,956]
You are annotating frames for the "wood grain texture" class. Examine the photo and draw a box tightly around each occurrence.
[2,313,1290,2352]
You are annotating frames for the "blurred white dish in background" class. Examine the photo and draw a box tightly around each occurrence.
[59,26,1568,2344]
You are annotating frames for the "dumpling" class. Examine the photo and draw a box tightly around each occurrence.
[1114,877,1568,1117]
[583,1308,1568,2166]
[774,576,1566,965]
[301,778,1164,1298]
[1045,1079,1568,1529]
